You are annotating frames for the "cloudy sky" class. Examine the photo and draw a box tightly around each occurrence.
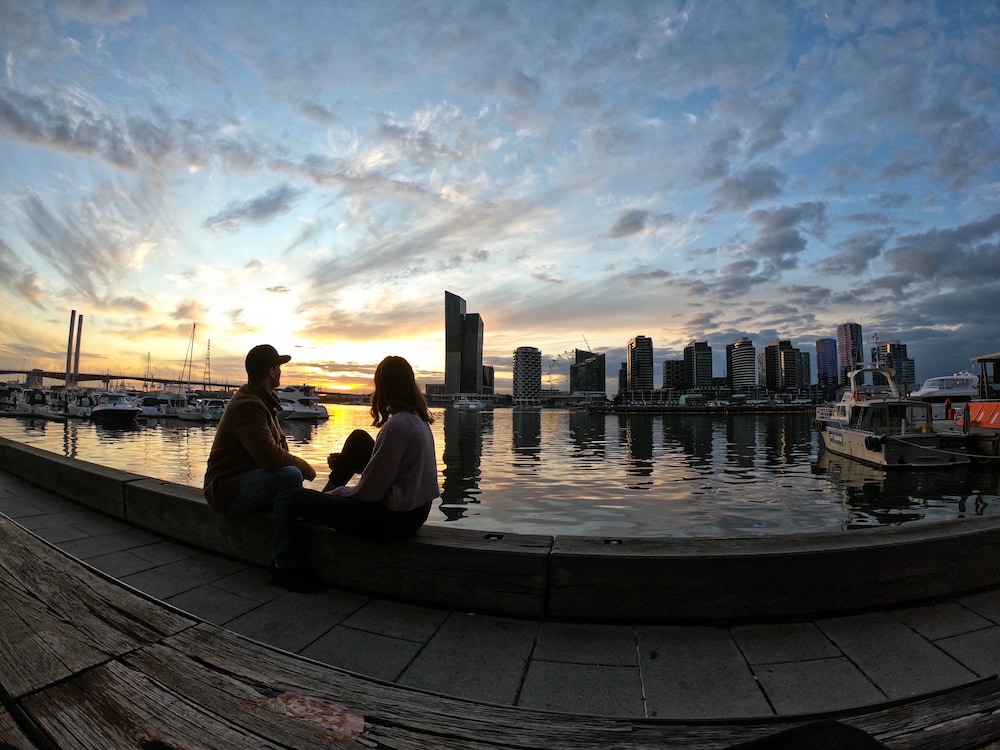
[2,0,999,394]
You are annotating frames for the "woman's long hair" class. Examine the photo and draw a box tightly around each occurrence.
[370,355,434,427]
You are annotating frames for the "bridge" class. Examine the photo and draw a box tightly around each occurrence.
[0,369,236,391]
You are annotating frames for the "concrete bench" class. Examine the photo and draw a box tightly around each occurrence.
[3,514,1000,749]
[6,436,1000,622]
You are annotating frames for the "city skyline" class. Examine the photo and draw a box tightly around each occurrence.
[2,3,998,394]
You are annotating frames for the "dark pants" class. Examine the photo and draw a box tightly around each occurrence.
[293,429,431,541]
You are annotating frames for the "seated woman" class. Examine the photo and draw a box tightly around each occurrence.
[293,355,439,540]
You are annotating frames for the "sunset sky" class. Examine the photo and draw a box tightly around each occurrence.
[2,1,999,394]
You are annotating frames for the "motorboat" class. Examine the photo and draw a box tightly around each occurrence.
[909,371,979,418]
[176,397,227,422]
[66,392,97,418]
[814,364,969,469]
[449,396,481,411]
[14,388,53,415]
[90,391,141,425]
[276,385,329,420]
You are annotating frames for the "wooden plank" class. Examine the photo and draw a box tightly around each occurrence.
[21,659,368,750]
[0,516,196,698]
[0,704,43,749]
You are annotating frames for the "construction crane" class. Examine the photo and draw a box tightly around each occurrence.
[547,350,573,386]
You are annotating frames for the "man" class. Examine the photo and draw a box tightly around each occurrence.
[204,344,320,592]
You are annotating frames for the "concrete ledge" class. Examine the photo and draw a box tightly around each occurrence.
[304,524,552,617]
[0,438,141,519]
[548,521,1000,620]
[124,478,273,567]
[7,437,1000,621]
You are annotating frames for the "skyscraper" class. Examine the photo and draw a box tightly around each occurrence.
[569,349,606,394]
[512,347,541,404]
[764,339,807,390]
[683,340,713,389]
[726,337,756,390]
[627,336,654,392]
[816,338,838,400]
[444,291,485,395]
[837,322,864,385]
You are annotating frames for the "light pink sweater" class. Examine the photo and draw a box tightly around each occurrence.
[328,410,440,511]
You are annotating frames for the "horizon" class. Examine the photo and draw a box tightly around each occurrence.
[2,2,998,394]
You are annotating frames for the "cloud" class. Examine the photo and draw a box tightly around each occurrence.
[711,163,787,210]
[202,184,304,233]
[0,238,45,306]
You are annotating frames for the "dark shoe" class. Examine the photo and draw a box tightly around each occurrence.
[269,563,324,594]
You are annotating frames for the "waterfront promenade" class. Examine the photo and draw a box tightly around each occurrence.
[3,465,1000,730]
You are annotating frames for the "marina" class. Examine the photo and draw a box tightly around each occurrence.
[1,405,998,537]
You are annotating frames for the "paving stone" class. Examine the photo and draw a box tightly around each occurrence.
[120,552,246,599]
[58,527,163,559]
[755,657,885,714]
[936,625,1000,678]
[818,612,977,699]
[341,598,448,642]
[897,601,993,640]
[302,626,422,682]
[226,591,365,653]
[210,565,294,604]
[398,612,538,704]
[533,622,638,666]
[518,661,644,716]
[957,589,1000,624]
[85,549,159,578]
[21,517,94,543]
[167,583,262,624]
[637,625,770,719]
[730,622,841,664]
[130,539,202,566]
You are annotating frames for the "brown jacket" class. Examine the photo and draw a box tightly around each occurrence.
[203,382,314,511]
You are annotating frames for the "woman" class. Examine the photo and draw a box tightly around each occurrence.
[294,355,439,540]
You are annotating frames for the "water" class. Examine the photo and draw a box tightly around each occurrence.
[1,406,997,537]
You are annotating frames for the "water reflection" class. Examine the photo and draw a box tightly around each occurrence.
[812,448,999,529]
[439,409,489,518]
[512,408,542,472]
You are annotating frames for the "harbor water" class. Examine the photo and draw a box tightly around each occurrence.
[1,405,998,537]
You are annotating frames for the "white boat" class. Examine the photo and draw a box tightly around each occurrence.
[276,385,329,420]
[449,396,481,411]
[66,392,97,418]
[176,397,227,422]
[14,388,53,415]
[909,371,979,418]
[90,391,141,425]
[814,364,969,469]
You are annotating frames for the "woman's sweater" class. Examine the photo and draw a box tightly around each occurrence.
[328,410,440,511]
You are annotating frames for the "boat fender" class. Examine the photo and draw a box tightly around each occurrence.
[864,436,874,451]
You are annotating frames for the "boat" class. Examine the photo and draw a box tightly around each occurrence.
[449,396,481,411]
[814,364,969,469]
[13,388,53,415]
[89,391,141,425]
[65,392,97,418]
[176,397,227,422]
[909,371,979,418]
[276,385,329,420]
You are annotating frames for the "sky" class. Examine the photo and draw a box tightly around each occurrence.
[1,0,999,395]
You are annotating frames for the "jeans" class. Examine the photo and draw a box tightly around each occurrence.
[225,465,304,567]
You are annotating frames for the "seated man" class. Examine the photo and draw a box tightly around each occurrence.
[204,344,319,592]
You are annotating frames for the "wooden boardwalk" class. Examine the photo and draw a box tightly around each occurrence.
[4,515,1000,748]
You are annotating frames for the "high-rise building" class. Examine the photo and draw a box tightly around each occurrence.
[765,339,807,390]
[726,337,756,390]
[627,336,654,392]
[871,339,916,389]
[837,322,864,385]
[683,340,713,389]
[569,349,606,394]
[816,338,838,399]
[444,291,485,394]
[662,359,685,391]
[512,347,541,404]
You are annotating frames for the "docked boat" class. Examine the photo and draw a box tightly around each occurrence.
[13,388,54,415]
[276,385,329,420]
[814,364,969,469]
[90,391,141,425]
[65,392,97,418]
[449,396,481,411]
[176,397,227,422]
[909,371,979,418]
